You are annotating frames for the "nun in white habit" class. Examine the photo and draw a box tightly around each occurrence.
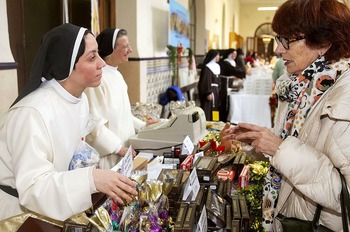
[85,28,148,169]
[0,23,137,224]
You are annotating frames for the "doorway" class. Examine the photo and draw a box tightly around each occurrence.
[254,22,276,61]
[6,0,115,94]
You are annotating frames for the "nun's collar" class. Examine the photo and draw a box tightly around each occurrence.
[104,64,119,71]
[225,56,236,67]
[206,57,220,75]
[45,78,82,103]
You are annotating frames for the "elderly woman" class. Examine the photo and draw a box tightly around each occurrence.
[225,0,350,231]
[84,28,146,169]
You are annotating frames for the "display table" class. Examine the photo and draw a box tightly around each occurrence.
[227,92,271,128]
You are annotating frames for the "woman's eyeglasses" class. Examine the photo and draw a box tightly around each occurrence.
[275,35,305,50]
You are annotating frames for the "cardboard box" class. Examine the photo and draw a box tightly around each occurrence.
[17,217,62,232]
[192,156,217,182]
[206,189,226,228]
[182,203,197,232]
[238,164,250,189]
[239,195,250,232]
[180,155,194,170]
[174,203,188,231]
[132,156,149,171]
[225,204,232,232]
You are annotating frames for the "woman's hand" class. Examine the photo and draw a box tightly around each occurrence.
[219,122,233,151]
[224,123,283,156]
[92,169,138,204]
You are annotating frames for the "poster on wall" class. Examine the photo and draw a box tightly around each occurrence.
[169,0,190,49]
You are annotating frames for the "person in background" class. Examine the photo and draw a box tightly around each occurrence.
[85,28,157,169]
[270,53,285,125]
[219,48,246,79]
[159,85,185,119]
[244,50,256,67]
[0,23,137,223]
[197,49,221,121]
[272,53,286,83]
[218,48,245,122]
[224,0,350,231]
[235,48,247,78]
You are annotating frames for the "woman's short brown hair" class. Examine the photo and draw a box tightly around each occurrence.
[272,0,350,62]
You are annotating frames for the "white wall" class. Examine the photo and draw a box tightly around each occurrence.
[116,0,249,58]
[116,0,189,58]
[205,0,224,49]
[0,0,18,115]
[202,0,240,50]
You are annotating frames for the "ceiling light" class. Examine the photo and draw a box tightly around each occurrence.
[257,7,278,11]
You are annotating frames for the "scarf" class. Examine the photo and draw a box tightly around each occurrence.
[262,56,350,231]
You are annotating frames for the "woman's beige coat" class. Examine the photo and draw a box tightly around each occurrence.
[272,70,350,231]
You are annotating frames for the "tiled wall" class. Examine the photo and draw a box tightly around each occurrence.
[120,57,195,105]
[146,58,172,103]
[146,58,190,104]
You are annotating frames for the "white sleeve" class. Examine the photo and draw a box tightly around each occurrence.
[86,117,122,156]
[85,86,122,156]
[133,115,146,133]
[7,108,97,221]
[271,136,342,211]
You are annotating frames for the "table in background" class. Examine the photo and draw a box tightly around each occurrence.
[227,92,271,128]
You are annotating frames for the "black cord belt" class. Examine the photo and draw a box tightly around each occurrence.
[0,185,19,198]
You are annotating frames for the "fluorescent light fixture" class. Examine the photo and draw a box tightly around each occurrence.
[258,6,278,11]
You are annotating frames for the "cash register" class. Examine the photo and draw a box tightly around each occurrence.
[129,106,208,155]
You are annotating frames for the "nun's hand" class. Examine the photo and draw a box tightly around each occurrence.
[207,94,213,101]
[117,147,136,157]
[92,169,138,204]
[224,123,283,156]
[146,117,160,126]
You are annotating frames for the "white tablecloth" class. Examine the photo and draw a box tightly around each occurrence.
[227,92,271,128]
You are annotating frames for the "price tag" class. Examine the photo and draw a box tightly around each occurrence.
[182,168,200,201]
[181,135,194,155]
[193,151,204,164]
[120,146,133,177]
[197,205,207,232]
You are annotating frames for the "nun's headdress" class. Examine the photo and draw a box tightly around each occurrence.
[203,49,220,65]
[11,23,88,107]
[96,28,126,59]
[221,48,236,59]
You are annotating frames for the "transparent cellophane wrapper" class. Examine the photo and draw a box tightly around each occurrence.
[131,102,162,121]
[69,114,100,170]
[0,177,174,232]
[93,177,175,232]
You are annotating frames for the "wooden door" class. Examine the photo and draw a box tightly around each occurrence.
[7,0,115,94]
